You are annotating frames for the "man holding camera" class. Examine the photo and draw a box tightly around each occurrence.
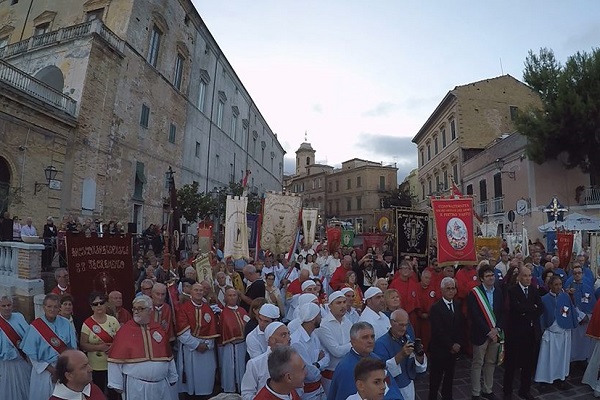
[374,308,426,400]
[467,265,504,400]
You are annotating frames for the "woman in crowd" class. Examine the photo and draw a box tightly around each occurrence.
[244,297,267,338]
[12,216,21,241]
[80,291,120,399]
[375,277,389,292]
[59,294,81,338]
[313,278,328,305]
[265,273,284,316]
[343,271,363,309]
[383,288,401,317]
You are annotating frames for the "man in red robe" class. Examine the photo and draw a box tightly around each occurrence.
[330,255,353,291]
[49,350,105,400]
[108,291,132,326]
[423,259,443,294]
[219,288,249,393]
[254,346,305,400]
[415,269,437,352]
[389,260,421,329]
[287,269,311,297]
[151,283,175,342]
[455,262,480,357]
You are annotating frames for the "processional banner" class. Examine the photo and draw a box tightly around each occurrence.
[475,237,502,262]
[194,252,213,286]
[396,209,429,259]
[224,196,249,259]
[327,227,342,253]
[590,233,600,275]
[247,214,259,252]
[260,192,302,255]
[431,197,477,266]
[302,208,319,246]
[66,233,134,319]
[557,231,574,269]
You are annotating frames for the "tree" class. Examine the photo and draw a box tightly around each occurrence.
[176,182,215,223]
[381,183,414,208]
[516,47,600,183]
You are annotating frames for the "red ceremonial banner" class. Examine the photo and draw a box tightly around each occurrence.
[557,231,574,269]
[362,233,387,254]
[431,197,477,266]
[66,233,135,319]
[327,227,342,253]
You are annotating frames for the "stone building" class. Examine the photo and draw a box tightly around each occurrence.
[412,75,542,209]
[0,0,284,231]
[285,140,398,232]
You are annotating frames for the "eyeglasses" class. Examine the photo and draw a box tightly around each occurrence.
[132,307,148,313]
[91,301,106,307]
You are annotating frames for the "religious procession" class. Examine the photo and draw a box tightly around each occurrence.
[2,176,600,400]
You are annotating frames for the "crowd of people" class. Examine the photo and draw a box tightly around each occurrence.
[2,231,600,400]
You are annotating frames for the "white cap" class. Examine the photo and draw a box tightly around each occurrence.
[301,280,316,291]
[340,287,354,295]
[364,287,383,301]
[264,321,285,342]
[259,304,280,319]
[298,303,321,323]
[298,293,318,307]
[328,291,345,303]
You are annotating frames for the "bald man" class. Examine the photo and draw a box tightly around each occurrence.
[108,291,131,326]
[50,349,104,400]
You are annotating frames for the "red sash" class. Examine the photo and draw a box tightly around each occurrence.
[83,317,114,344]
[0,316,26,358]
[31,318,69,355]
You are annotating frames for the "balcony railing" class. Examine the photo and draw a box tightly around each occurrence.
[491,196,504,214]
[477,200,489,216]
[578,187,600,206]
[0,59,77,116]
[0,19,124,59]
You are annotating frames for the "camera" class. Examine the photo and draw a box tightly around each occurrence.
[413,338,424,356]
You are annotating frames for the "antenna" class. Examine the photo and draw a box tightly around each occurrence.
[499,57,504,75]
[304,130,308,142]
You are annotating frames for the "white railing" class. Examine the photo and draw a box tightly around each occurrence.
[579,187,600,206]
[0,243,18,277]
[491,196,504,214]
[0,59,78,115]
[0,19,124,59]
[477,200,489,216]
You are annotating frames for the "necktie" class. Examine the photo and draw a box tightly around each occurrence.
[448,302,454,313]
[524,287,529,298]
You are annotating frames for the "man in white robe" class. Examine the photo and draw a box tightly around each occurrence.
[20,293,77,400]
[107,295,178,399]
[0,295,31,399]
[246,303,280,359]
[358,287,391,340]
[241,322,291,400]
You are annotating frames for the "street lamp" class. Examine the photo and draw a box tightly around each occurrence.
[495,158,516,180]
[34,165,58,195]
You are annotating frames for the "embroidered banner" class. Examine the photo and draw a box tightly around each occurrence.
[362,233,387,253]
[302,208,319,247]
[373,209,394,234]
[224,196,249,259]
[475,237,502,263]
[431,197,477,266]
[341,229,355,248]
[327,226,342,253]
[591,233,600,276]
[557,231,574,269]
[247,214,259,252]
[194,252,213,286]
[197,227,212,254]
[260,192,302,255]
[66,233,134,319]
[396,209,429,259]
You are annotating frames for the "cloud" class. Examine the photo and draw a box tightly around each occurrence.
[312,104,323,113]
[363,102,396,117]
[354,133,417,159]
[283,156,296,175]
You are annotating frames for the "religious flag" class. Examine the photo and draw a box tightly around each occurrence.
[361,233,387,253]
[590,233,600,275]
[341,229,355,248]
[247,214,259,253]
[241,170,252,197]
[224,195,249,259]
[431,197,477,266]
[194,252,213,286]
[197,227,212,254]
[302,208,319,246]
[327,226,342,253]
[451,182,462,197]
[396,210,429,258]
[261,192,302,255]
[557,231,574,269]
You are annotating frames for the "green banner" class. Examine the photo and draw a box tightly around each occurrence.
[341,229,355,247]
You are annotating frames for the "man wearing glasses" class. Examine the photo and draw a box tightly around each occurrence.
[107,295,177,399]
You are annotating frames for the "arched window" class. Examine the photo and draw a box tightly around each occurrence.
[34,65,64,92]
[306,156,310,166]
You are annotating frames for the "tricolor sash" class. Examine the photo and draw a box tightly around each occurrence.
[83,317,114,344]
[472,286,504,365]
[0,316,26,358]
[31,318,69,355]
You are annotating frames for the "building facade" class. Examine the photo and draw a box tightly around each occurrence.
[0,0,284,230]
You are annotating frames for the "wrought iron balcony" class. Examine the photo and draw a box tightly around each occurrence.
[491,196,504,214]
[477,200,489,216]
[578,187,600,206]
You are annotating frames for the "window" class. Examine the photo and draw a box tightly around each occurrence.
[450,119,456,140]
[443,170,448,189]
[427,143,431,161]
[230,113,237,140]
[419,149,424,166]
[168,123,176,143]
[453,164,458,183]
[318,178,322,188]
[466,184,473,195]
[356,196,362,210]
[435,175,440,190]
[346,198,352,211]
[133,161,146,200]
[510,106,519,121]
[173,54,184,90]
[195,141,201,157]
[335,181,339,191]
[356,218,363,233]
[306,157,310,166]
[261,148,265,164]
[335,200,340,214]
[11,0,19,5]
[34,22,50,36]
[140,104,150,128]
[197,80,207,112]
[428,180,432,195]
[216,100,224,129]
[493,173,503,198]
[328,182,332,193]
[379,176,385,190]
[434,136,439,154]
[357,176,362,187]
[148,25,162,67]
[328,201,332,214]
[347,179,351,189]
[441,128,447,147]
[421,184,425,200]
[479,179,487,201]
[85,8,104,21]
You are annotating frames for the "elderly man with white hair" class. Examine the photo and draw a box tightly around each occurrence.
[291,302,329,400]
[247,303,281,359]
[241,322,291,400]
[21,216,37,237]
[240,264,266,312]
[358,287,391,340]
[107,295,177,399]
[0,295,31,399]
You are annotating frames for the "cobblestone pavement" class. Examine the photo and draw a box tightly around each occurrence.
[414,359,595,400]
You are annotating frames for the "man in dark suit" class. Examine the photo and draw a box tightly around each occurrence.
[503,265,543,400]
[428,276,463,400]
[467,264,504,400]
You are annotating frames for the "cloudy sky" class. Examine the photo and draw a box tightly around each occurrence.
[193,1,600,181]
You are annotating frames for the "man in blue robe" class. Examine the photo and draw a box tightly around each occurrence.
[374,309,425,400]
[328,321,403,400]
[21,293,77,400]
[0,295,31,399]
[566,265,595,362]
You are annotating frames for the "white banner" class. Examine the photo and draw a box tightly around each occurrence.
[591,234,600,287]
[260,192,302,255]
[224,196,249,259]
[302,208,319,247]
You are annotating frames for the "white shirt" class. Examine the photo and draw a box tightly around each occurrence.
[290,326,330,385]
[315,311,352,370]
[246,325,267,359]
[241,348,271,400]
[358,306,391,340]
[495,261,509,277]
[21,224,37,237]
[346,308,360,324]
[50,383,94,400]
